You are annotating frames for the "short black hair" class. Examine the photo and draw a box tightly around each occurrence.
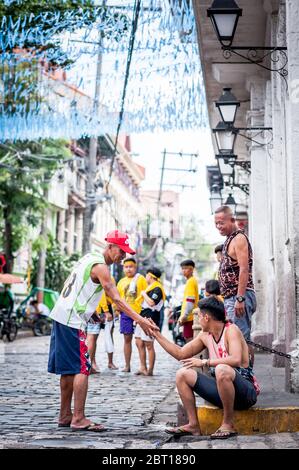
[214,244,223,254]
[180,259,195,268]
[198,297,225,322]
[205,279,221,296]
[123,257,137,264]
[147,267,162,279]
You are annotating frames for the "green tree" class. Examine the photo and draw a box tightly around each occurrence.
[0,139,71,272]
[31,234,79,292]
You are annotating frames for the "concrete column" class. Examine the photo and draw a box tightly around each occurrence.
[67,207,75,255]
[247,76,274,348]
[75,210,83,254]
[285,0,299,392]
[57,210,65,250]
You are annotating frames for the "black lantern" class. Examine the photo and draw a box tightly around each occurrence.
[224,193,237,214]
[215,154,236,177]
[210,184,223,214]
[213,121,238,154]
[215,87,240,125]
[207,0,242,47]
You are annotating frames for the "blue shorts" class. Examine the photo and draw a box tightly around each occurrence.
[120,313,134,335]
[224,290,256,341]
[48,320,91,376]
[86,322,105,334]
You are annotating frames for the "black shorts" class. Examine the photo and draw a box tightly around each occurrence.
[192,369,257,410]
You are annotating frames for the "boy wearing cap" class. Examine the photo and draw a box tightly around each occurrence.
[48,230,157,432]
[135,267,166,376]
[116,258,147,372]
[178,259,199,343]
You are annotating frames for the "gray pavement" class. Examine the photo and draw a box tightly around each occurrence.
[0,322,298,449]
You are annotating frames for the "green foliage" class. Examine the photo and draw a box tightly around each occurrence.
[0,139,71,255]
[31,234,80,292]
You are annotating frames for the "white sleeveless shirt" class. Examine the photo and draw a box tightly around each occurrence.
[50,253,105,330]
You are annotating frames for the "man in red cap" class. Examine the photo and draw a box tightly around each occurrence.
[48,230,158,432]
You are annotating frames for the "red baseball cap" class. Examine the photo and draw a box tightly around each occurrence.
[105,230,136,255]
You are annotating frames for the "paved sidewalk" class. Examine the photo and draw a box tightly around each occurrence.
[0,323,298,449]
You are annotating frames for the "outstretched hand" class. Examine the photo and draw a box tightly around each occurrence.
[180,357,204,369]
[139,316,159,337]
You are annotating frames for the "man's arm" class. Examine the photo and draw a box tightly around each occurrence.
[181,325,243,369]
[234,234,249,317]
[91,264,158,334]
[151,328,206,361]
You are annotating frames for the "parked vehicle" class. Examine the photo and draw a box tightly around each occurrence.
[16,287,58,337]
[0,308,18,342]
[168,305,186,347]
[0,274,24,342]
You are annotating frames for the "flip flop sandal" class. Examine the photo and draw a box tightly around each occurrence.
[165,426,194,436]
[71,423,106,432]
[210,428,238,440]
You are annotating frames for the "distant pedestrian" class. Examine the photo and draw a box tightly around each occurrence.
[134,267,165,376]
[214,206,256,362]
[214,244,223,263]
[115,258,147,372]
[205,279,224,302]
[87,279,118,374]
[178,259,199,343]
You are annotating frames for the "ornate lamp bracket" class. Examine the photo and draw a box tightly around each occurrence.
[222,46,288,84]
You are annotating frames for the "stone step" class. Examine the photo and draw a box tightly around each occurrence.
[197,405,299,435]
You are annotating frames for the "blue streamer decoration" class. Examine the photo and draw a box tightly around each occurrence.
[0,0,208,141]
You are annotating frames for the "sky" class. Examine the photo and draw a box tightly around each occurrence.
[65,1,222,245]
[131,128,221,244]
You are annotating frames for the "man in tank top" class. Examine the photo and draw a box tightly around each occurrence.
[214,206,256,362]
[150,297,259,439]
[48,230,158,432]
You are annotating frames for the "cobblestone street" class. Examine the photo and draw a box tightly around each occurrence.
[0,324,298,449]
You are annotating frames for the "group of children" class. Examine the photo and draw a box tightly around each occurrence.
[86,258,165,376]
[85,255,224,377]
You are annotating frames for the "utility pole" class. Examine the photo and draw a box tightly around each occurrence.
[82,1,106,254]
[156,149,198,227]
[157,148,167,235]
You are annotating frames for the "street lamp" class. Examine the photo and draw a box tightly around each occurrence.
[215,88,272,144]
[207,0,242,47]
[213,121,238,154]
[224,193,237,214]
[207,0,288,81]
[215,88,240,125]
[210,184,223,214]
[215,154,236,177]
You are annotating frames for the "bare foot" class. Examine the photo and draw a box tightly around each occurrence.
[134,368,148,376]
[58,413,73,427]
[90,367,100,374]
[70,418,105,431]
[166,424,201,436]
[121,367,131,373]
[147,370,154,376]
[108,363,118,370]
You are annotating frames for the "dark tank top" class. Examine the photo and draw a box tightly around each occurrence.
[219,230,254,298]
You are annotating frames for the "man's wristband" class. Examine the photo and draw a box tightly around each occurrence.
[202,359,210,367]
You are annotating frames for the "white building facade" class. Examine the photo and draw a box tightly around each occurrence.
[194,0,299,391]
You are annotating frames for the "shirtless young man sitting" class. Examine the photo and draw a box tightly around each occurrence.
[150,296,259,439]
